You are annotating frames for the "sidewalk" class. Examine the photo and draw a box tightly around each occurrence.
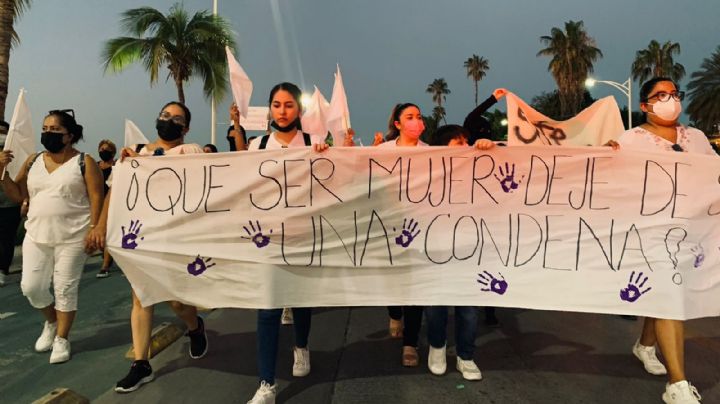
[1,252,719,403]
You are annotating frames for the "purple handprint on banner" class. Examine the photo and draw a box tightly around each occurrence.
[620,271,652,303]
[121,220,144,250]
[393,218,421,248]
[187,255,216,277]
[493,162,524,193]
[241,220,272,248]
[477,271,508,295]
[691,245,705,269]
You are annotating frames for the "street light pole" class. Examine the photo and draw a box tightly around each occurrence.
[210,0,218,146]
[585,76,633,129]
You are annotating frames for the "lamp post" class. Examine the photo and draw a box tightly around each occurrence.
[585,76,633,128]
[210,0,218,145]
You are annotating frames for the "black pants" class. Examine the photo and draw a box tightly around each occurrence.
[388,306,423,347]
[0,206,21,275]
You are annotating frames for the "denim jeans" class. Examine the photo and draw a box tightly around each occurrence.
[426,306,478,360]
[257,308,312,384]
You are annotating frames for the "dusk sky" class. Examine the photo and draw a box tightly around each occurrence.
[6,0,719,152]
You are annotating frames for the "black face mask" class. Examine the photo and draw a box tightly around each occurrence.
[270,117,300,133]
[99,150,114,162]
[41,132,67,153]
[156,119,184,141]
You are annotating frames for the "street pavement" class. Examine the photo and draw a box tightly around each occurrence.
[1,248,719,403]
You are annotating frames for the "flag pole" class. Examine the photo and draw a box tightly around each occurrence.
[210,0,219,146]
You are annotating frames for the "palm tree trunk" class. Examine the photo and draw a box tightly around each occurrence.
[474,80,478,106]
[0,2,15,121]
[175,78,185,104]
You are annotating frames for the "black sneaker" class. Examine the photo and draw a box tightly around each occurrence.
[115,360,154,393]
[188,316,208,359]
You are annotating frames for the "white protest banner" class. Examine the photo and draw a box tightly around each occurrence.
[239,106,270,131]
[3,89,35,179]
[226,46,253,119]
[506,92,624,146]
[107,147,720,320]
[124,119,149,148]
[300,86,330,138]
[327,64,351,145]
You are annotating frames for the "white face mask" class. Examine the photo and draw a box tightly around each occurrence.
[648,99,682,122]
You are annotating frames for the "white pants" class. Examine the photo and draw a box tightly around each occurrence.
[21,237,87,312]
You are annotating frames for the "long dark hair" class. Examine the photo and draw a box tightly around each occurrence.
[386,103,420,141]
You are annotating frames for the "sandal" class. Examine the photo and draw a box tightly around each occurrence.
[402,346,419,367]
[389,318,403,338]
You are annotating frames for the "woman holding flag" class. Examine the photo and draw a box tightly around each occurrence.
[0,110,104,364]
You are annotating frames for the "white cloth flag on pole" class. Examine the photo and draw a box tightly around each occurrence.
[506,92,624,146]
[226,46,253,119]
[327,64,351,145]
[124,119,149,147]
[300,86,330,138]
[3,88,35,179]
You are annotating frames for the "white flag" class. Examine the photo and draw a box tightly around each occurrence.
[3,89,35,179]
[300,86,330,138]
[124,119,149,148]
[327,64,352,145]
[226,46,253,119]
[505,92,624,147]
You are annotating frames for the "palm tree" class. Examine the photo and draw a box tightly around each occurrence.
[464,55,489,106]
[432,105,447,125]
[631,40,685,84]
[0,0,31,121]
[102,3,236,104]
[687,46,720,134]
[426,78,450,109]
[537,20,603,118]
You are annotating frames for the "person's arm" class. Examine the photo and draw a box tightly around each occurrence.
[228,103,247,151]
[83,154,105,253]
[0,151,33,204]
[464,88,507,129]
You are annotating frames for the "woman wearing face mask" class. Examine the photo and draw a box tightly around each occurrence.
[96,139,116,278]
[615,78,712,404]
[376,103,427,367]
[247,82,329,404]
[91,102,208,394]
[0,110,104,364]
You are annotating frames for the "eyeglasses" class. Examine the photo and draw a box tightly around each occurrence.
[48,109,75,118]
[671,144,684,152]
[158,111,187,126]
[646,91,685,102]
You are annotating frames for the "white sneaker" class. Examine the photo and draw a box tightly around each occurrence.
[292,347,311,377]
[0,272,6,286]
[281,308,294,325]
[35,321,58,352]
[662,380,701,404]
[632,340,667,375]
[456,358,483,381]
[49,336,71,364]
[247,381,277,404]
[428,345,447,375]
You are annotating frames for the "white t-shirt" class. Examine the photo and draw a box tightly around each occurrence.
[26,153,90,244]
[377,138,429,148]
[247,131,323,150]
[134,143,204,155]
[617,125,716,155]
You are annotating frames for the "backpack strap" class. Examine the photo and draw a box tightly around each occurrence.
[134,143,146,153]
[78,152,85,176]
[303,132,311,146]
[258,135,270,150]
[27,152,43,170]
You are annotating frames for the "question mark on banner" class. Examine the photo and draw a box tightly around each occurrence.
[664,227,687,285]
